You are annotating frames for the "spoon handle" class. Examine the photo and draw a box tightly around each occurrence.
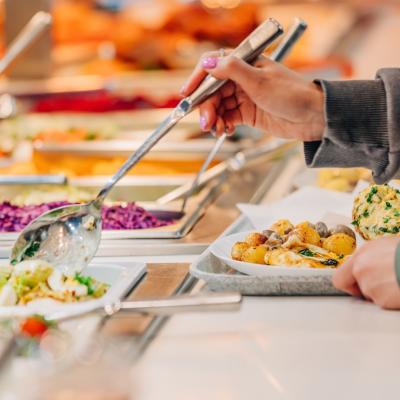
[0,11,52,75]
[94,18,283,205]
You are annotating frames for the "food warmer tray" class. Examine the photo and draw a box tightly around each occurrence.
[0,179,221,244]
[33,139,243,160]
[0,140,298,258]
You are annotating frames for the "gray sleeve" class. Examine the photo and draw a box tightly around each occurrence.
[304,68,400,184]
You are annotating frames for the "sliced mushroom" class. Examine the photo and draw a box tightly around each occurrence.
[315,221,329,238]
[262,229,275,239]
[329,224,356,240]
[267,232,284,248]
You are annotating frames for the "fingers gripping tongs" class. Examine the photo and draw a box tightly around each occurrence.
[113,19,284,186]
[179,18,308,212]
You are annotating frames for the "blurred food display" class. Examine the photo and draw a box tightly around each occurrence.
[317,168,372,192]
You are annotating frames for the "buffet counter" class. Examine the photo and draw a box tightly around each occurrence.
[135,294,400,400]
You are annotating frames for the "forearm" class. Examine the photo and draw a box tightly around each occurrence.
[304,68,400,183]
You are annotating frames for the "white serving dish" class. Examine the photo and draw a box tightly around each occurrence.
[210,231,334,278]
[0,261,146,318]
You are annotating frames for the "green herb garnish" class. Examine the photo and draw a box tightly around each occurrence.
[85,131,98,141]
[367,186,378,203]
[23,242,40,258]
[74,273,94,295]
[385,202,392,210]
[299,249,315,257]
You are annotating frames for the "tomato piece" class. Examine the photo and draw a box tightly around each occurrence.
[20,317,48,338]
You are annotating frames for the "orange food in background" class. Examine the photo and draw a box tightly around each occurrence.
[34,128,101,143]
[0,153,219,177]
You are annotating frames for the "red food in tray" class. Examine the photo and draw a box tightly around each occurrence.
[0,201,171,232]
[31,92,180,113]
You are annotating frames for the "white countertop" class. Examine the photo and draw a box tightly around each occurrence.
[135,295,400,400]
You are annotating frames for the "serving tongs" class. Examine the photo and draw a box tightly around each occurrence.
[179,18,307,211]
[96,17,283,184]
[157,138,294,205]
[46,291,242,322]
[0,291,242,372]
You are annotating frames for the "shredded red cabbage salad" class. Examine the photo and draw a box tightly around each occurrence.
[0,201,171,232]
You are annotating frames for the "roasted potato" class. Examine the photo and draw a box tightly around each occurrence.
[322,233,356,256]
[244,232,267,247]
[291,222,321,246]
[265,248,305,266]
[241,245,268,264]
[231,241,250,261]
[269,219,294,236]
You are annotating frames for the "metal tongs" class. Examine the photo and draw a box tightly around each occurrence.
[96,19,284,193]
[46,291,243,322]
[179,18,307,212]
[0,291,242,371]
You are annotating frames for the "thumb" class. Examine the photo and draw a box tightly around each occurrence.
[204,55,260,95]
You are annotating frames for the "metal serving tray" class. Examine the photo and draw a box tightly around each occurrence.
[33,139,239,160]
[190,213,343,296]
[0,177,220,242]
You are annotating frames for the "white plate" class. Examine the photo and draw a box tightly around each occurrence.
[210,231,335,277]
[0,262,146,319]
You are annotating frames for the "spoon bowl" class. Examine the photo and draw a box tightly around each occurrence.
[11,202,101,275]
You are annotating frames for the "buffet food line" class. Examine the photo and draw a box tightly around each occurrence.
[0,1,400,399]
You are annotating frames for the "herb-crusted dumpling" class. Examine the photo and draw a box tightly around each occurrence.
[352,184,400,240]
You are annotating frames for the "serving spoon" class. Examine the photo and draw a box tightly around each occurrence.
[11,18,283,275]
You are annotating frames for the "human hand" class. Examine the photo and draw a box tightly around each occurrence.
[333,236,400,309]
[180,52,326,141]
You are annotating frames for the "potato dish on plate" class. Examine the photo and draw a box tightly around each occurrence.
[353,184,400,240]
[231,219,357,269]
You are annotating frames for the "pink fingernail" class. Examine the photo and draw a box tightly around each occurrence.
[200,116,207,130]
[202,57,218,69]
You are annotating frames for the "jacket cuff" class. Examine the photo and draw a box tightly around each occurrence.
[304,78,390,183]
